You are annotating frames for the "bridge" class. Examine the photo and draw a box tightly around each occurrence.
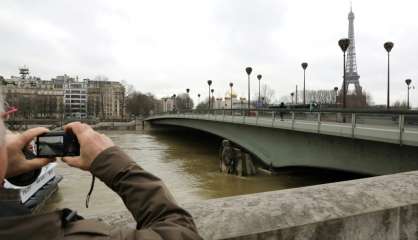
[146,109,418,175]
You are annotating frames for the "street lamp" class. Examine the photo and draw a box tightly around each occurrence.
[334,87,339,105]
[229,82,233,114]
[186,88,190,110]
[295,85,298,104]
[257,74,262,108]
[240,97,245,115]
[172,94,176,112]
[207,80,212,111]
[406,79,413,109]
[301,62,308,105]
[291,92,294,104]
[245,67,252,111]
[384,41,394,109]
[211,89,214,109]
[164,98,167,112]
[338,38,350,109]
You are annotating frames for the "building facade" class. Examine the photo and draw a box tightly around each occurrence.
[64,80,88,118]
[87,80,125,119]
[212,92,248,110]
[161,97,175,112]
[1,76,64,119]
[0,68,126,119]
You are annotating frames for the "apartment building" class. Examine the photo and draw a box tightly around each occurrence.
[1,76,64,119]
[63,80,88,118]
[86,80,125,119]
[1,68,125,119]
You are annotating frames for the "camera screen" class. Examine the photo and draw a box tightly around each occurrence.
[37,136,64,156]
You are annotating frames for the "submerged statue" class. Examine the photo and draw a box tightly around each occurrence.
[220,140,256,176]
[220,140,236,174]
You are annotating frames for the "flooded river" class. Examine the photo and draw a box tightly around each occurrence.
[44,129,362,216]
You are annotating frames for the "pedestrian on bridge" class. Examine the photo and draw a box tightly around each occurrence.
[279,102,286,121]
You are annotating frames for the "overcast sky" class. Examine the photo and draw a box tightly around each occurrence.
[1,0,417,107]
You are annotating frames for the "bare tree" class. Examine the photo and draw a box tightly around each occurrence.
[279,95,292,104]
[261,84,276,104]
[174,93,194,111]
[126,91,159,117]
[196,98,209,110]
[393,100,408,109]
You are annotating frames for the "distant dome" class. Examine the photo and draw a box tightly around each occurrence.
[225,90,238,99]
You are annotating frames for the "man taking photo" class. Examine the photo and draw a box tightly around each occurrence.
[0,106,201,239]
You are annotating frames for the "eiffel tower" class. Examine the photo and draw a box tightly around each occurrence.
[344,6,362,94]
[338,6,367,107]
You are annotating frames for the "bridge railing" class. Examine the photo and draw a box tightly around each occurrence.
[154,108,418,137]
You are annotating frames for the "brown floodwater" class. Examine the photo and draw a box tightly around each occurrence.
[43,129,364,217]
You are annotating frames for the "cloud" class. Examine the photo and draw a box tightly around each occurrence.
[0,0,417,107]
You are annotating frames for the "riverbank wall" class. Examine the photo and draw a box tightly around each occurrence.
[93,170,418,239]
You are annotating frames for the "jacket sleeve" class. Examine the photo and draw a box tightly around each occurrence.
[90,146,202,240]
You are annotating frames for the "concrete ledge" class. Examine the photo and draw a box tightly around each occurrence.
[94,171,418,239]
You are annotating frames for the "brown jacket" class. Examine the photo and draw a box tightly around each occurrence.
[0,146,202,239]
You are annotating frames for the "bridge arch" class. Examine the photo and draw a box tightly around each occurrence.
[147,116,418,175]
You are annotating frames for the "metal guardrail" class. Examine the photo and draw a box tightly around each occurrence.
[159,107,418,115]
[149,108,418,146]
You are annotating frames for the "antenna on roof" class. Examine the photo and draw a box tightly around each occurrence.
[19,65,29,80]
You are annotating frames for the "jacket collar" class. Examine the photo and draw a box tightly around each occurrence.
[0,188,63,239]
[0,209,63,240]
[0,188,30,217]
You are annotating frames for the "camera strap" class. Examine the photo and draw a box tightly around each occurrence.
[85,175,95,208]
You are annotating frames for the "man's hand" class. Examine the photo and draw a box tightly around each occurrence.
[62,122,114,171]
[5,127,54,178]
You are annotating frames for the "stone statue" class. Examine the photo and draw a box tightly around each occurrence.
[220,140,256,176]
[220,140,235,173]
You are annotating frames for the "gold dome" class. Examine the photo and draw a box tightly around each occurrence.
[225,90,237,99]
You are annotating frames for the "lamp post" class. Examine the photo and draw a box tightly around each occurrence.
[291,92,294,104]
[207,80,212,111]
[229,82,233,114]
[301,62,308,105]
[384,42,394,109]
[164,98,167,112]
[172,94,176,112]
[406,79,412,109]
[334,87,339,105]
[245,67,252,111]
[338,38,350,109]
[295,85,298,104]
[257,74,262,108]
[240,97,244,115]
[186,88,190,110]
[211,89,214,109]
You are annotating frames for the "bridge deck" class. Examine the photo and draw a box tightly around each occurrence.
[147,112,418,147]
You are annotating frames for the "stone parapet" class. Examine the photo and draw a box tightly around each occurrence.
[92,171,418,239]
